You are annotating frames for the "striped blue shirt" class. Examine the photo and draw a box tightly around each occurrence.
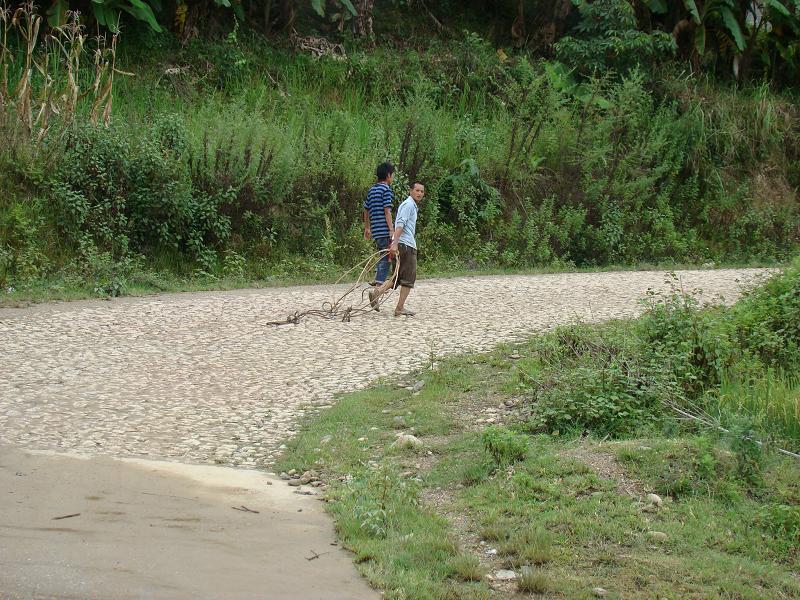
[395,196,418,249]
[364,183,393,239]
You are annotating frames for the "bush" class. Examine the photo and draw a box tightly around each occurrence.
[638,283,734,394]
[50,119,231,268]
[728,258,800,369]
[527,360,665,437]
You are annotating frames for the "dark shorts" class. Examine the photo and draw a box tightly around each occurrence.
[394,244,417,289]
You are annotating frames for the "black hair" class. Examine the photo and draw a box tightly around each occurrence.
[410,181,424,190]
[376,162,395,181]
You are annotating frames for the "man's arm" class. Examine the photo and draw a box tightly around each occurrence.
[363,208,371,240]
[390,226,404,255]
[384,206,394,239]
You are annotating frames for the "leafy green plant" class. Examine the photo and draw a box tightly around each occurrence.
[346,466,419,539]
[757,504,800,541]
[729,421,766,489]
[48,0,162,32]
[482,426,528,466]
[638,282,734,394]
[555,0,676,76]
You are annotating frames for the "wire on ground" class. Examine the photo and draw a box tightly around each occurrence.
[266,249,400,326]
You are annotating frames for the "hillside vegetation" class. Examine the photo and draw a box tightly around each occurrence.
[1,0,799,299]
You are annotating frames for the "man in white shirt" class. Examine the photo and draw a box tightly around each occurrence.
[369,182,425,316]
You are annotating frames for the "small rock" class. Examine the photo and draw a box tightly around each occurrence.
[592,587,608,598]
[320,435,332,445]
[310,480,324,487]
[299,476,312,485]
[391,434,423,450]
[494,569,517,581]
[393,416,407,428]
[485,548,498,556]
[381,409,390,414]
[400,470,415,478]
[287,479,303,487]
[287,469,297,476]
[637,445,653,451]
[504,399,515,407]
[411,381,424,392]
[647,531,668,542]
[357,437,368,442]
[646,493,663,507]
[510,353,521,359]
[279,472,290,480]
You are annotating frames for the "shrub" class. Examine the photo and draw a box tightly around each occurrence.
[527,361,665,437]
[728,258,800,370]
[638,284,734,394]
[50,119,231,268]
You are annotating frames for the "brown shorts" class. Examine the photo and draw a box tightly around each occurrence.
[394,244,417,289]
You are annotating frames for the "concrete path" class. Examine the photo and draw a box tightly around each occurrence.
[0,269,766,467]
[0,447,375,600]
[0,269,768,599]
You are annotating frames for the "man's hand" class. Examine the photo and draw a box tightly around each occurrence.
[364,228,371,241]
[389,240,398,258]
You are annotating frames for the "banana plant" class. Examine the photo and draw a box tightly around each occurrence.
[47,0,163,32]
[680,0,746,55]
[310,0,357,18]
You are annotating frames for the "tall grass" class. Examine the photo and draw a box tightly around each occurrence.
[717,371,800,449]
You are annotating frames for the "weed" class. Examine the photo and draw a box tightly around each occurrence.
[447,554,485,582]
[482,426,528,466]
[501,526,554,567]
[517,566,549,594]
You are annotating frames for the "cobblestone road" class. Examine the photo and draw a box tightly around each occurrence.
[0,269,767,468]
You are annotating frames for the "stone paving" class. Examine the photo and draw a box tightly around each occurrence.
[0,269,768,468]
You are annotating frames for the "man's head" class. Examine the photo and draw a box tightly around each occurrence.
[376,162,395,183]
[410,182,425,203]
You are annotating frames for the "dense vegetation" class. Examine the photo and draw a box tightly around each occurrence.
[1,0,799,298]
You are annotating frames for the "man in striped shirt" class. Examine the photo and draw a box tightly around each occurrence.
[363,162,395,292]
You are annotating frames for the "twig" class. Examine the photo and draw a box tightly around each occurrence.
[305,549,330,561]
[52,513,80,520]
[142,491,198,501]
[231,505,260,513]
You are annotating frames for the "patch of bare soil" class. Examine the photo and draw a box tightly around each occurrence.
[559,445,644,497]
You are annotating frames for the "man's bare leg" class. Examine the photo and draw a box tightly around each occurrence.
[369,277,394,310]
[394,285,413,316]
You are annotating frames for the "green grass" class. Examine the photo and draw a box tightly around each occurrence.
[716,371,800,449]
[277,336,800,599]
